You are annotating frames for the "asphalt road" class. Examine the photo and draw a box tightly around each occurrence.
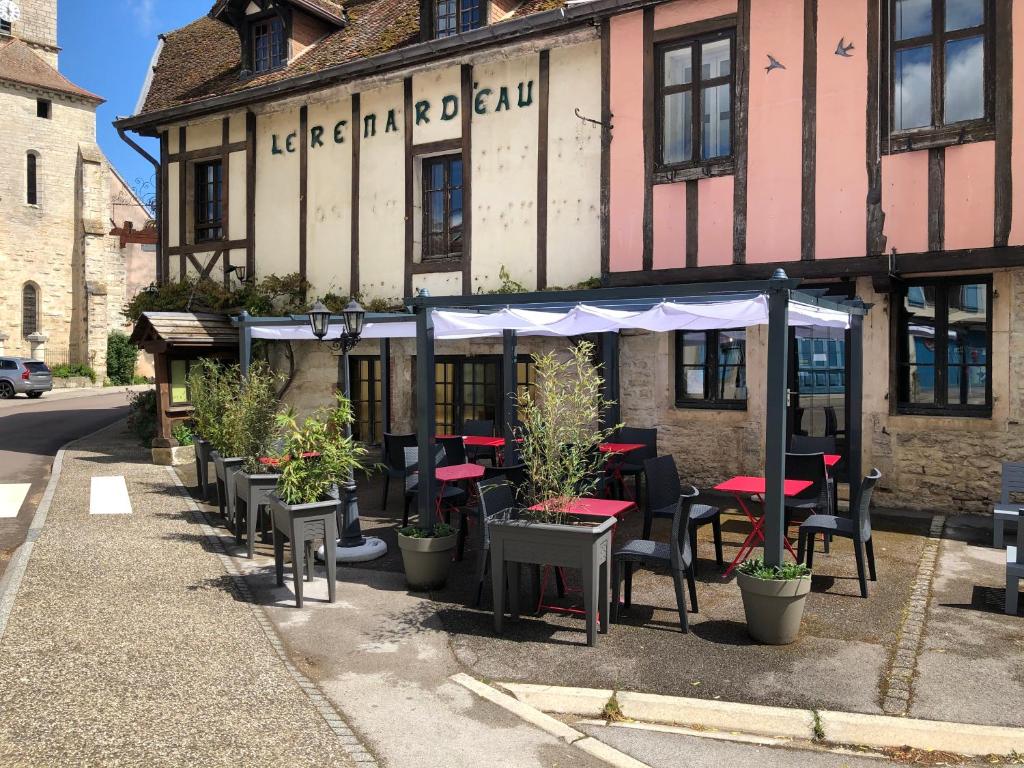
[0,389,133,578]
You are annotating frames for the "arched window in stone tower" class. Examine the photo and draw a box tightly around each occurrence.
[22,283,39,338]
[26,152,39,205]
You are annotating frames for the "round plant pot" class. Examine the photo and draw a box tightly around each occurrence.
[736,571,812,645]
[396,531,458,591]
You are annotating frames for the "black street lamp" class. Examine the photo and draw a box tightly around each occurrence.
[306,298,386,562]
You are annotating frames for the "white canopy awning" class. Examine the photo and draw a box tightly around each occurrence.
[248,297,850,342]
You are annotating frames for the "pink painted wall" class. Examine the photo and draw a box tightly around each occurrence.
[654,0,737,30]
[881,152,929,254]
[652,183,687,269]
[945,142,995,251]
[609,11,646,272]
[815,0,867,259]
[744,0,804,263]
[697,175,734,265]
[1011,0,1024,245]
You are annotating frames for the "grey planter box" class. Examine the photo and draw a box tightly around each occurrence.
[489,511,615,647]
[211,451,244,523]
[234,470,280,559]
[269,494,338,608]
[194,437,212,501]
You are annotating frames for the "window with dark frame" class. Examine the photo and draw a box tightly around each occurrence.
[252,16,286,74]
[895,276,992,415]
[675,330,747,409]
[26,153,37,205]
[430,356,535,435]
[887,0,992,138]
[656,29,735,171]
[22,284,38,338]
[422,153,464,260]
[36,99,51,119]
[349,356,383,445]
[433,0,482,38]
[194,160,224,243]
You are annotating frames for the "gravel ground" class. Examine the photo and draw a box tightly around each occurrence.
[0,423,358,767]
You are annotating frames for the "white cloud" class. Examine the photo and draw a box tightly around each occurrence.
[129,0,157,33]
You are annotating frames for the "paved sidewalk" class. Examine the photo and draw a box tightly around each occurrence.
[0,422,361,767]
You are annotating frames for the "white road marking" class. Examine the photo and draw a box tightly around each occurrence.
[0,483,31,519]
[89,476,133,516]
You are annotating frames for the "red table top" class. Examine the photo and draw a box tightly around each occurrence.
[436,463,486,483]
[599,442,647,455]
[528,497,636,519]
[436,434,506,448]
[714,476,813,496]
[825,454,840,467]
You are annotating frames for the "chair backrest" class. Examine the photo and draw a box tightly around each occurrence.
[852,468,882,541]
[403,445,447,491]
[463,420,495,438]
[670,485,700,571]
[384,432,417,470]
[789,434,837,455]
[644,455,682,516]
[500,462,528,494]
[1000,462,1024,504]
[618,427,658,461]
[784,452,827,502]
[478,476,516,519]
[438,436,467,466]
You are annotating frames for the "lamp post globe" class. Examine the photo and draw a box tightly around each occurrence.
[341,299,366,339]
[307,300,332,341]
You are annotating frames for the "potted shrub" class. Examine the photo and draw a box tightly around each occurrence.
[486,342,620,645]
[187,359,222,501]
[228,363,284,557]
[203,364,246,521]
[396,522,458,590]
[736,557,812,645]
[269,393,368,600]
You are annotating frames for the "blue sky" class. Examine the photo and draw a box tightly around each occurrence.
[58,0,213,206]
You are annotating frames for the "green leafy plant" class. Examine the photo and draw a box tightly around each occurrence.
[132,374,150,385]
[514,341,619,525]
[274,392,369,505]
[737,557,812,581]
[127,389,158,447]
[123,272,311,323]
[398,523,454,539]
[105,330,138,385]
[232,362,284,473]
[187,359,235,453]
[172,422,194,446]
[51,363,96,382]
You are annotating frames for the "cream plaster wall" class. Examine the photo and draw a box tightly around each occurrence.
[413,271,462,297]
[412,66,462,145]
[546,41,602,288]
[186,120,222,151]
[255,108,302,279]
[167,162,180,252]
[358,82,406,300]
[228,150,247,241]
[471,54,540,292]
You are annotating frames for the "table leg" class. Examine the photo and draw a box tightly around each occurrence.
[492,540,505,633]
[583,557,598,647]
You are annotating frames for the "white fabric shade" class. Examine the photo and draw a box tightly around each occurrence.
[248,297,850,342]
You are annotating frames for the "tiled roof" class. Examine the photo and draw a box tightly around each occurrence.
[138,0,564,117]
[0,37,104,103]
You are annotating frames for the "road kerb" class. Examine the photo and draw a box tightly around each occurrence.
[451,674,653,768]
[499,682,1024,757]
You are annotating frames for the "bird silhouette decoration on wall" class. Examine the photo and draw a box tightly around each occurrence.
[765,54,785,73]
[835,38,855,57]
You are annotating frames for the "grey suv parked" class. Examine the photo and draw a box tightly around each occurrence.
[0,357,53,399]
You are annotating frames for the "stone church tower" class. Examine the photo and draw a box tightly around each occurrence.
[0,0,129,381]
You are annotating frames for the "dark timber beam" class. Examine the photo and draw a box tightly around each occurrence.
[502,330,518,465]
[380,338,392,435]
[763,274,790,567]
[847,311,865,514]
[415,308,437,530]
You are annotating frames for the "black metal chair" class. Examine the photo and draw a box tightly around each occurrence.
[475,475,517,606]
[463,419,498,464]
[609,427,657,501]
[797,469,881,598]
[611,486,702,632]
[783,452,833,533]
[438,435,468,466]
[403,445,467,527]
[790,435,839,519]
[642,455,723,574]
[456,463,528,562]
[824,406,846,440]
[381,432,416,511]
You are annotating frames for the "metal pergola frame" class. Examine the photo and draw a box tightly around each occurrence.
[406,271,868,568]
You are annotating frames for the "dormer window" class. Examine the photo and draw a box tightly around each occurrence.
[252,16,286,73]
[434,0,482,38]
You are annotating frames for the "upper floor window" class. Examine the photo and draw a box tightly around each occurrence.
[37,99,51,119]
[434,0,482,38]
[888,0,991,136]
[656,30,734,172]
[675,329,747,409]
[26,153,38,205]
[22,284,38,337]
[194,160,224,243]
[422,153,464,260]
[895,276,991,416]
[252,16,286,73]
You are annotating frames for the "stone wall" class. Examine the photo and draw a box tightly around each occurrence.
[10,0,58,66]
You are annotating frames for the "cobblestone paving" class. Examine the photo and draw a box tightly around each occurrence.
[0,424,360,767]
